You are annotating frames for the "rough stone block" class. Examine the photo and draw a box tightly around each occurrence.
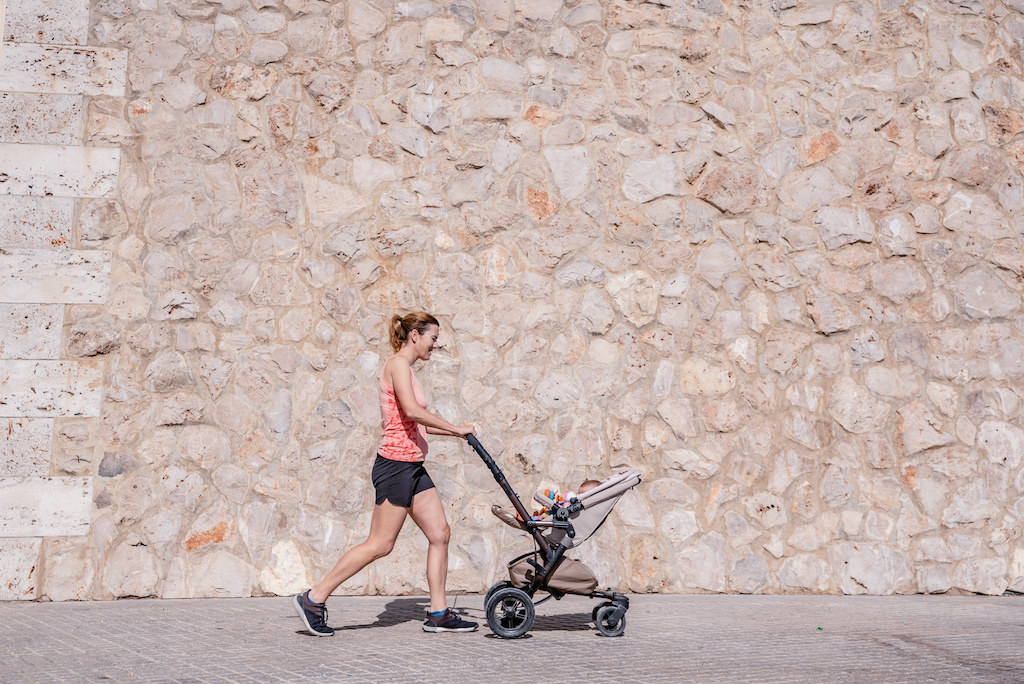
[0,538,42,599]
[0,304,64,359]
[0,249,110,303]
[0,44,127,96]
[0,360,103,417]
[4,0,89,44]
[41,537,96,601]
[0,418,52,476]
[0,477,91,536]
[0,144,120,198]
[0,93,84,145]
[0,196,74,249]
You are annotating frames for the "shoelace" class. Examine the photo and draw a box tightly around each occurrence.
[307,594,329,627]
[434,608,460,624]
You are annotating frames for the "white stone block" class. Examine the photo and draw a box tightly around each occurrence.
[0,250,110,303]
[0,304,63,359]
[0,93,84,145]
[0,538,42,599]
[0,144,120,198]
[0,417,53,476]
[0,196,74,249]
[0,43,127,96]
[0,360,103,417]
[4,0,89,45]
[0,477,91,536]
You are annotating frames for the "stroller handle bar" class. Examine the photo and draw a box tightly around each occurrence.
[465,433,552,554]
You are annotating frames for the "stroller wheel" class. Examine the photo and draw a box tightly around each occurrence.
[595,605,627,637]
[484,581,513,609]
[592,601,613,624]
[485,587,535,639]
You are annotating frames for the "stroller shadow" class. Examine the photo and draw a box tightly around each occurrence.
[479,609,595,639]
[530,611,594,632]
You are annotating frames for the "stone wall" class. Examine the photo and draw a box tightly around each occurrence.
[0,0,126,599]
[2,0,1024,600]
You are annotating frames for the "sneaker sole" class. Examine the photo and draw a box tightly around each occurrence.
[292,594,334,637]
[422,624,479,633]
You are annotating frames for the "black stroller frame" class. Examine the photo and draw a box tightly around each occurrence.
[466,434,632,638]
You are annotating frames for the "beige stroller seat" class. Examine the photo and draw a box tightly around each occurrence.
[491,469,642,549]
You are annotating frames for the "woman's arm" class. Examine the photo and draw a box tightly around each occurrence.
[425,427,459,436]
[389,356,475,437]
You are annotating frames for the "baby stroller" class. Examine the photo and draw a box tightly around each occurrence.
[466,435,642,638]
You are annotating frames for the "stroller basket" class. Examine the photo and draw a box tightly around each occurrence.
[508,551,598,595]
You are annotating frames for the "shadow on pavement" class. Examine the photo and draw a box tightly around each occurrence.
[294,596,596,636]
[530,612,593,632]
[331,596,431,631]
[292,596,433,634]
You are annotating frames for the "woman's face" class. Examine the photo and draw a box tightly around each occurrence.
[409,324,440,361]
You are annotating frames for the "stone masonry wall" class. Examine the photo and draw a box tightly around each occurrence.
[3,0,1024,599]
[0,0,125,599]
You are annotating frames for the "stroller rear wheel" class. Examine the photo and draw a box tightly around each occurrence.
[484,580,513,609]
[486,587,535,638]
[595,605,627,637]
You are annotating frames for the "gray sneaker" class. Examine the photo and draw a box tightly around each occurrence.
[422,608,478,633]
[293,590,335,637]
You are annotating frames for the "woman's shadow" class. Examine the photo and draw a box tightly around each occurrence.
[293,597,458,635]
[331,597,435,632]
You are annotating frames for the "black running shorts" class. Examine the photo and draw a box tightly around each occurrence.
[371,454,435,507]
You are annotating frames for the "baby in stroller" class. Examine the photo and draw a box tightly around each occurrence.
[493,479,602,524]
[530,479,601,520]
[468,435,641,638]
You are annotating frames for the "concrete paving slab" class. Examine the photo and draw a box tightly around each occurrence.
[1,595,1022,683]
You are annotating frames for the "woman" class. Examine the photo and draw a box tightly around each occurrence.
[293,311,478,636]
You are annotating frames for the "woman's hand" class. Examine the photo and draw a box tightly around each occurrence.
[453,424,476,439]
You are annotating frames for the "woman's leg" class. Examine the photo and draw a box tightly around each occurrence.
[408,487,451,613]
[308,500,408,604]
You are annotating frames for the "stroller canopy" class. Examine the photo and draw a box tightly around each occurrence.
[544,469,641,549]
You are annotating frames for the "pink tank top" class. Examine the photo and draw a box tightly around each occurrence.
[378,355,429,462]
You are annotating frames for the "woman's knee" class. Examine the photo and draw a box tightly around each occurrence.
[365,539,396,560]
[427,523,450,546]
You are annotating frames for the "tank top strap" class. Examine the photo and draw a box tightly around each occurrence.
[380,354,399,387]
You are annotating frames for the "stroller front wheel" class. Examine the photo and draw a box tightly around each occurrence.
[592,601,613,623]
[486,587,535,639]
[595,605,627,637]
[484,580,514,609]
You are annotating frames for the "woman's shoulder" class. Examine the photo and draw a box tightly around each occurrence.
[386,354,412,370]
[383,354,411,382]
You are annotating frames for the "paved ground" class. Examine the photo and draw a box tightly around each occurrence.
[1,593,1022,683]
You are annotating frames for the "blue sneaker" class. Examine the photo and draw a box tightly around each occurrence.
[422,608,478,633]
[293,590,335,637]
